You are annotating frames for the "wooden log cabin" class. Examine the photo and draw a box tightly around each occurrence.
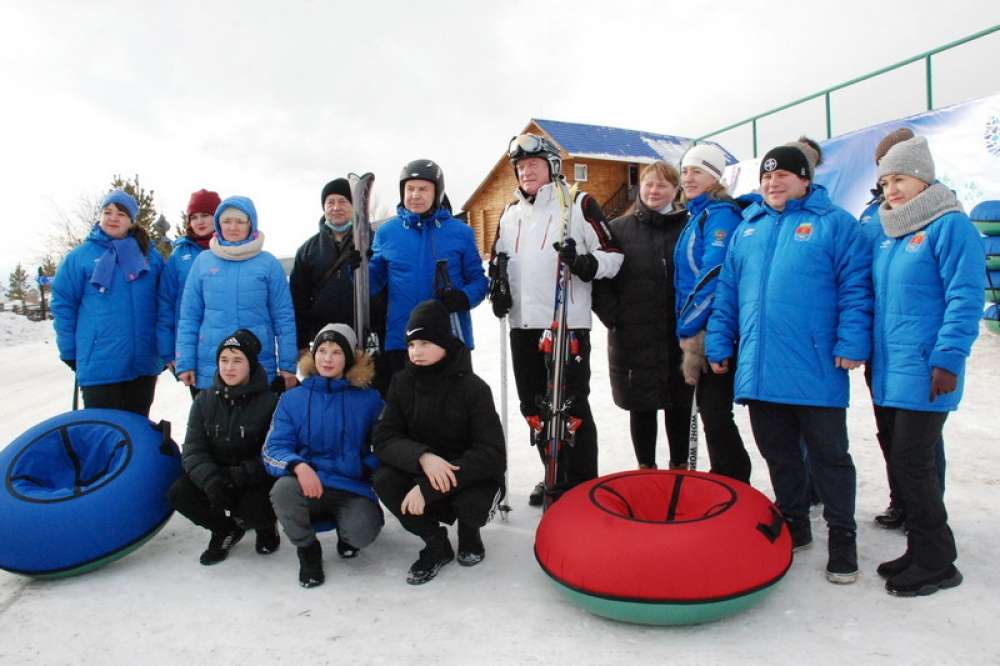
[460,118,736,257]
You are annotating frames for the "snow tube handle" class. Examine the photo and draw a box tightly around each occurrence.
[756,506,784,544]
[151,420,177,457]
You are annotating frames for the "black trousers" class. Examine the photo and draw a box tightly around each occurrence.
[874,406,955,568]
[629,408,693,468]
[168,474,276,533]
[373,466,500,542]
[81,375,158,417]
[509,328,598,494]
[747,401,857,532]
[697,361,751,482]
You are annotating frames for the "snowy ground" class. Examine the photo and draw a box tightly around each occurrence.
[1,308,999,665]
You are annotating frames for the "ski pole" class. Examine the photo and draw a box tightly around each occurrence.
[687,387,699,470]
[72,373,79,411]
[435,259,465,344]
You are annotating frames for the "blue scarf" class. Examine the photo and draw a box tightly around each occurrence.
[89,226,148,292]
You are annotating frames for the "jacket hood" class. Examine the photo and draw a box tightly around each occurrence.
[212,363,270,400]
[299,350,375,388]
[213,195,259,245]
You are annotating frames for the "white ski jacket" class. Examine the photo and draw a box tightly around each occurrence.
[494,181,623,330]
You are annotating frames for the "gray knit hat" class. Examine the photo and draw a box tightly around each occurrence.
[312,323,357,369]
[878,136,935,184]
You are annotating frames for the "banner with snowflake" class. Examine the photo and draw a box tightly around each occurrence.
[723,92,1000,217]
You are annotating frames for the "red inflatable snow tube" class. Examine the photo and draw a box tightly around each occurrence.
[534,470,792,625]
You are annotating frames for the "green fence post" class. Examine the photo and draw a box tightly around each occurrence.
[825,92,832,139]
[752,118,758,158]
[925,54,933,110]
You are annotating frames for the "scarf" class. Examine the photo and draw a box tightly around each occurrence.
[90,230,148,292]
[879,182,964,238]
[209,231,265,261]
[325,219,353,234]
[188,229,214,250]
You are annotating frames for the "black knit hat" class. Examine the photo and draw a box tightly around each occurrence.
[216,329,262,371]
[759,146,811,181]
[321,178,352,207]
[405,300,455,350]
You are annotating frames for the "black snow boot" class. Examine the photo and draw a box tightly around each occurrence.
[886,563,962,597]
[786,518,812,552]
[874,503,906,530]
[337,539,360,559]
[255,525,280,555]
[407,530,454,585]
[199,527,245,566]
[528,481,545,507]
[826,528,859,584]
[457,522,485,567]
[297,540,324,588]
[877,551,912,579]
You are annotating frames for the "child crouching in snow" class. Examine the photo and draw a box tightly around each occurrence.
[263,324,385,588]
[373,300,506,585]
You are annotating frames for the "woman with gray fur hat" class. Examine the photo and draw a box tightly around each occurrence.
[869,135,983,597]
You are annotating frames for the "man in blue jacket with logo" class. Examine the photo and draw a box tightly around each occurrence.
[706,141,873,585]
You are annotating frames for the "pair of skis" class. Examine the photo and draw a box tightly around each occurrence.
[348,173,380,357]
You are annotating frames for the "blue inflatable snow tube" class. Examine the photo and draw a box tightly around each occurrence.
[0,409,182,578]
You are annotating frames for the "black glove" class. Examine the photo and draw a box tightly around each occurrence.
[489,253,512,318]
[343,248,363,271]
[438,287,470,313]
[553,239,598,282]
[204,477,233,512]
[63,358,76,371]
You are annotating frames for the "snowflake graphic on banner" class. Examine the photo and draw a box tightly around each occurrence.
[986,113,1000,157]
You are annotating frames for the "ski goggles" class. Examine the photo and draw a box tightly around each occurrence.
[507,134,552,159]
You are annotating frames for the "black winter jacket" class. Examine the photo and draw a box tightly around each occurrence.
[593,200,689,410]
[372,345,506,502]
[289,219,357,350]
[182,365,279,491]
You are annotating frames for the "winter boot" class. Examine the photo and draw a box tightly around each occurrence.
[255,525,280,555]
[786,518,812,552]
[528,481,545,507]
[297,540,324,588]
[457,522,485,567]
[876,551,912,579]
[668,462,687,471]
[337,539,360,559]
[874,503,906,530]
[407,529,454,585]
[886,563,963,597]
[638,463,657,470]
[826,528,859,584]
[199,527,245,566]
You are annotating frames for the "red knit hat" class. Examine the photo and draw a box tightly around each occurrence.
[187,189,222,218]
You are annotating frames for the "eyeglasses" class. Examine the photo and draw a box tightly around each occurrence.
[507,134,545,159]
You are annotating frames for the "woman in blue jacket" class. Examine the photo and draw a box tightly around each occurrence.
[706,141,872,585]
[51,189,165,415]
[157,188,220,398]
[869,136,982,597]
[175,196,298,392]
[263,324,384,588]
[673,144,750,482]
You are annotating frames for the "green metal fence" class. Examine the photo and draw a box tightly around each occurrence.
[696,25,1000,157]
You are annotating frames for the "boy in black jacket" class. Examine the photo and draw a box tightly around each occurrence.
[168,329,280,565]
[373,300,506,585]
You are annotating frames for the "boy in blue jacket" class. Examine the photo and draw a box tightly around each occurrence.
[263,324,384,588]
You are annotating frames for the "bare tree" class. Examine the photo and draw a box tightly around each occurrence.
[46,194,101,262]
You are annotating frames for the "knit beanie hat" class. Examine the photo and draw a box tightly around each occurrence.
[100,189,139,222]
[321,178,353,207]
[186,189,222,218]
[216,328,262,371]
[312,323,357,369]
[681,144,727,180]
[405,300,455,350]
[878,136,935,184]
[760,145,811,181]
[874,127,915,164]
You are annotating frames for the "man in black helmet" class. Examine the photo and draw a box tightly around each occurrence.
[490,134,623,506]
[369,159,489,384]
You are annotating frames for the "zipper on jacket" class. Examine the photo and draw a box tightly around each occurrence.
[877,239,902,400]
[754,214,783,398]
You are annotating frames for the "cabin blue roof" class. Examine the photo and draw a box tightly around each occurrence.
[532,118,738,164]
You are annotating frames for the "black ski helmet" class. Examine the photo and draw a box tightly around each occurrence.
[399,159,445,210]
[507,134,562,178]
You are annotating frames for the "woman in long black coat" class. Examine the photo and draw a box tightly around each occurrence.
[594,161,694,468]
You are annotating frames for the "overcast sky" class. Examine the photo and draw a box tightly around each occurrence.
[1,1,999,283]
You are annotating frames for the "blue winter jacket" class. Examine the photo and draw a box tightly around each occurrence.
[870,209,984,412]
[674,193,743,339]
[369,205,488,351]
[157,236,205,363]
[51,225,165,387]
[262,375,384,501]
[175,196,297,389]
[859,199,885,247]
[705,185,873,408]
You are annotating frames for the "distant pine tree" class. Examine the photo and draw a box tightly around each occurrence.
[6,263,30,309]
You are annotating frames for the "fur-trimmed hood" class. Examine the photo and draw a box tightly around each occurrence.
[298,349,375,388]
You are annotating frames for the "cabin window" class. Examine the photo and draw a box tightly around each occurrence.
[574,164,589,182]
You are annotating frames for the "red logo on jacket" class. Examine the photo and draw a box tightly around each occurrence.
[794,222,813,241]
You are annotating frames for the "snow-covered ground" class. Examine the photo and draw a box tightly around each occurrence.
[1,307,998,665]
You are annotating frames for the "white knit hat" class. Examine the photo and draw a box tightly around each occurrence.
[681,144,727,180]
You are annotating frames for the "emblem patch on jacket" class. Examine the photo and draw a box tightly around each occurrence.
[711,229,728,247]
[906,231,926,253]
[794,222,813,241]
[742,227,755,237]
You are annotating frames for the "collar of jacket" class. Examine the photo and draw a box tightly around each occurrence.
[514,180,560,208]
[301,374,349,394]
[397,205,449,230]
[214,365,269,401]
[635,197,688,226]
[748,183,833,222]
